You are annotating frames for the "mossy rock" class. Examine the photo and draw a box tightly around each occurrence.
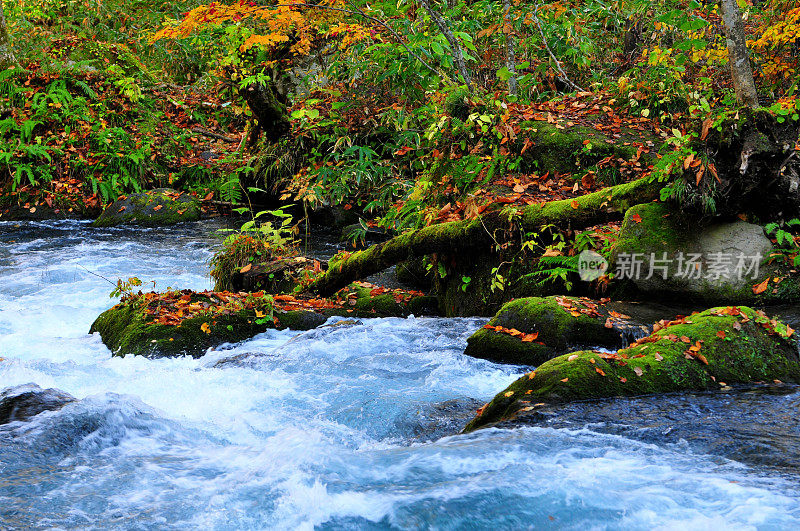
[93,189,200,227]
[90,300,325,358]
[515,121,640,177]
[611,202,800,304]
[90,285,438,357]
[464,296,634,365]
[326,284,440,318]
[465,306,800,431]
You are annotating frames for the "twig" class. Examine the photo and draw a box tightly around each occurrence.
[532,5,585,93]
[206,199,248,208]
[419,0,472,89]
[78,265,118,288]
[191,126,238,143]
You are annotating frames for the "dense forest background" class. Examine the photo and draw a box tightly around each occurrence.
[0,0,798,309]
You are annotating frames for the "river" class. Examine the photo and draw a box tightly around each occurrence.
[2,220,800,529]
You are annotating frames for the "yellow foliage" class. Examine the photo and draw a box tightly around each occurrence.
[750,8,800,51]
[749,7,800,81]
[150,0,370,57]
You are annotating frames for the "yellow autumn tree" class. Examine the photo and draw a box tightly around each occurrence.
[150,0,372,142]
[749,6,800,85]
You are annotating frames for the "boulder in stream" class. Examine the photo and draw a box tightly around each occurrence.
[611,202,800,304]
[464,306,799,431]
[0,383,75,425]
[90,293,326,359]
[91,283,438,358]
[92,188,201,227]
[464,296,651,366]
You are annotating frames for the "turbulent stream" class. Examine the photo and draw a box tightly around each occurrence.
[2,220,800,529]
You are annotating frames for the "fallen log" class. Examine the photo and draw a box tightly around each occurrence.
[308,177,661,296]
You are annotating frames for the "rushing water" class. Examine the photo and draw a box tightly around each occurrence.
[2,220,800,529]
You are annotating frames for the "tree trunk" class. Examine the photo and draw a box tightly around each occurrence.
[238,81,290,143]
[420,0,472,89]
[719,0,759,108]
[308,177,660,296]
[0,2,18,69]
[502,0,518,95]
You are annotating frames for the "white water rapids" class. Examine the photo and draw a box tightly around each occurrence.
[1,220,800,529]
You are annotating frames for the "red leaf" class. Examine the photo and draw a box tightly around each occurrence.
[752,278,770,295]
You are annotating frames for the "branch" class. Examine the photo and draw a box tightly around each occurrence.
[533,5,584,93]
[191,126,238,143]
[419,0,472,89]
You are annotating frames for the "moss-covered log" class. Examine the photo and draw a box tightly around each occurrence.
[309,177,660,296]
[464,306,800,432]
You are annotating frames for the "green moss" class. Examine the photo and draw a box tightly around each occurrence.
[90,300,323,358]
[613,202,687,259]
[92,189,200,227]
[465,306,800,431]
[464,296,622,365]
[516,121,639,176]
[325,284,439,318]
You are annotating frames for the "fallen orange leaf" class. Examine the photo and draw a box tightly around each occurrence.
[752,278,770,295]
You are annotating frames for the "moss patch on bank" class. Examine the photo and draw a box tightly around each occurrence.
[465,306,800,431]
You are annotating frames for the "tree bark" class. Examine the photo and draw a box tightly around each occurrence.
[719,0,759,108]
[238,81,290,143]
[420,0,472,89]
[308,177,660,296]
[502,0,518,95]
[0,2,18,69]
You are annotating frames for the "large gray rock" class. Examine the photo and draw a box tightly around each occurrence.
[612,203,799,303]
[0,384,75,424]
[93,188,200,227]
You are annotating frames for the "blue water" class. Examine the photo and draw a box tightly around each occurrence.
[1,220,800,529]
